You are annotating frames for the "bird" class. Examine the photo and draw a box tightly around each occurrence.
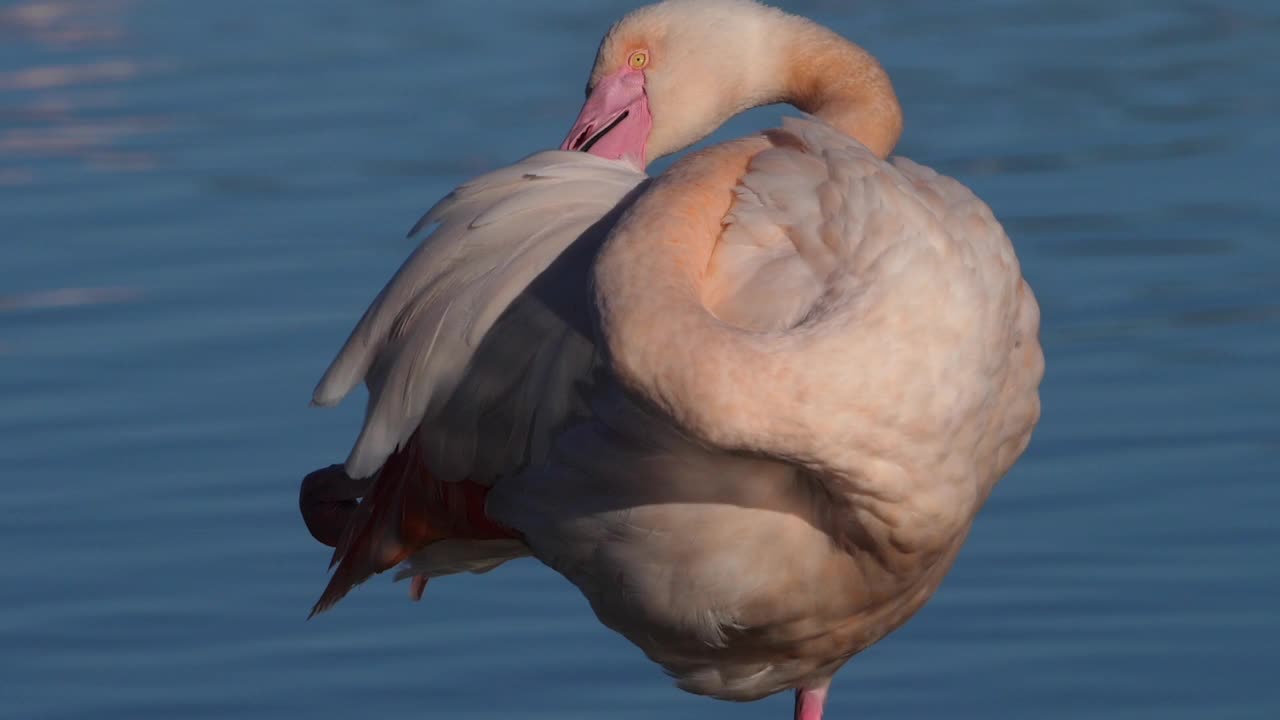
[299,1,1044,718]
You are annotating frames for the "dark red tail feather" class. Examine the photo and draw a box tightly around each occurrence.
[304,436,517,618]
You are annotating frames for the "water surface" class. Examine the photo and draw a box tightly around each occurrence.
[2,1,1278,717]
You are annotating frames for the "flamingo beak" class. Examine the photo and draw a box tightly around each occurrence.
[561,67,653,168]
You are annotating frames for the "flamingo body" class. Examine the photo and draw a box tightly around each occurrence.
[302,1,1043,716]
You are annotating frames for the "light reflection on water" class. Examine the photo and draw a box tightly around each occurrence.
[2,1,1277,718]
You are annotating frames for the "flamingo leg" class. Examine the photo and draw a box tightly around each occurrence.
[793,681,830,720]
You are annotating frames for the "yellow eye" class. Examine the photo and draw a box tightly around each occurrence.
[628,50,648,70]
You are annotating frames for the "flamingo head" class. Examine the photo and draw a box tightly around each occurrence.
[561,0,791,168]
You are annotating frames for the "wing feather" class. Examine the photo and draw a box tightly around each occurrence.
[314,150,647,478]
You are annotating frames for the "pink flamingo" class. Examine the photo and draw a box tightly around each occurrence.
[301,2,1043,717]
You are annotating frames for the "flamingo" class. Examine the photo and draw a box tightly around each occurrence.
[300,1,1044,717]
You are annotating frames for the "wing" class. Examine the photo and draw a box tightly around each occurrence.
[717,115,1033,455]
[314,150,648,479]
[584,115,1039,497]
[707,115,1020,335]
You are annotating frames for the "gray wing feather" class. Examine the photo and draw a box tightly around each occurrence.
[313,150,647,478]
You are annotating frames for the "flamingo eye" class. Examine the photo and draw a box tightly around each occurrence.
[628,50,648,70]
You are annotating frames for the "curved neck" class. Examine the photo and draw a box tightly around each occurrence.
[640,12,903,163]
[772,17,903,159]
[593,16,907,473]
[595,138,820,460]
[595,136,973,548]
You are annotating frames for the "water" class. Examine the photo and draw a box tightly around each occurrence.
[2,1,1277,717]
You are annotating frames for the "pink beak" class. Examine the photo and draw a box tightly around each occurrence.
[561,67,653,167]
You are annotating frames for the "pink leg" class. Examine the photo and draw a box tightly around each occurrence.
[794,682,830,720]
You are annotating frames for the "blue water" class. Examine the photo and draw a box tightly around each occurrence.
[3,1,1278,717]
